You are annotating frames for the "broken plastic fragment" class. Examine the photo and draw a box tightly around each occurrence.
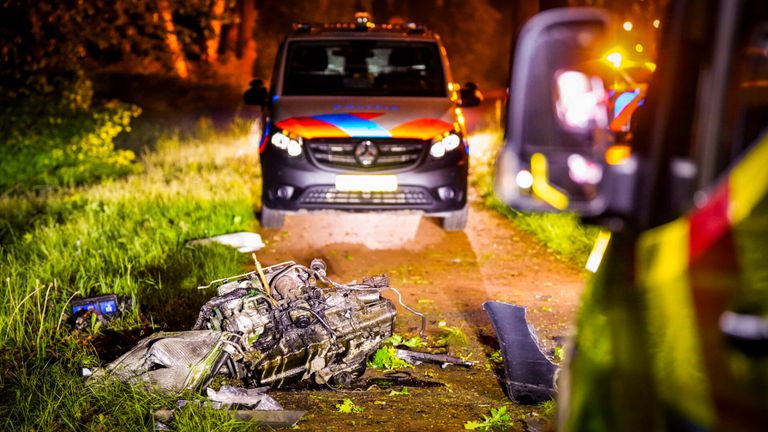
[186,232,265,253]
[89,330,234,392]
[483,301,557,404]
[206,386,282,410]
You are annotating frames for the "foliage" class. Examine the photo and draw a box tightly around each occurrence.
[469,129,599,266]
[554,346,566,362]
[0,92,141,192]
[388,387,410,397]
[369,333,424,370]
[173,403,261,431]
[387,333,424,348]
[464,406,514,431]
[434,325,469,348]
[0,362,176,431]
[538,399,556,418]
[0,361,259,431]
[0,0,236,93]
[335,399,364,414]
[489,350,503,364]
[368,346,415,371]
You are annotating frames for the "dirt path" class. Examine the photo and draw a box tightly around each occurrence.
[257,192,585,431]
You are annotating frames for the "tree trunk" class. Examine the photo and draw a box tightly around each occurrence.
[237,0,257,58]
[157,0,189,78]
[205,0,227,62]
[223,20,239,57]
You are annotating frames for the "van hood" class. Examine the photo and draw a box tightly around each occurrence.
[271,97,459,140]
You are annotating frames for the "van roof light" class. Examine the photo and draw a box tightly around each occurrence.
[354,12,374,30]
[292,22,312,32]
[406,22,425,34]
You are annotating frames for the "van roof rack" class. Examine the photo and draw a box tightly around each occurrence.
[291,13,428,35]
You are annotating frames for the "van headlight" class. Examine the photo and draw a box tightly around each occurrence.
[430,133,462,158]
[271,131,303,157]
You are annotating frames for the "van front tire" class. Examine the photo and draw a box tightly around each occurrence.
[442,204,468,231]
[260,205,285,229]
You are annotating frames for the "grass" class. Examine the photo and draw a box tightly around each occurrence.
[0,115,591,429]
[335,399,364,414]
[434,324,469,349]
[463,406,515,431]
[367,346,415,371]
[0,117,264,430]
[468,128,599,266]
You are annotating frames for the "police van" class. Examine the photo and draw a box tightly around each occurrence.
[244,14,482,230]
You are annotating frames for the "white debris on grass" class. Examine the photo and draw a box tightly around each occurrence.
[187,231,265,253]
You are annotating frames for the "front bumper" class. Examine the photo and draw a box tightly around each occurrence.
[260,143,468,214]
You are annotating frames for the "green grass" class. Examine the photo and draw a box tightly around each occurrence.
[463,406,515,431]
[335,399,365,414]
[469,128,599,266]
[0,117,264,430]
[367,346,415,371]
[0,84,142,191]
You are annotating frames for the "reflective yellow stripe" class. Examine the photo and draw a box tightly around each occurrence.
[730,132,768,224]
[638,218,714,428]
[585,230,611,273]
[531,153,569,210]
[638,218,690,282]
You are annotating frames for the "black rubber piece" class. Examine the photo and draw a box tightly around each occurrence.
[483,301,557,404]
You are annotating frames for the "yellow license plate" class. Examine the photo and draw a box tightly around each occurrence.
[335,175,398,192]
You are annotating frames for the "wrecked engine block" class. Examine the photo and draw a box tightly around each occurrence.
[96,259,397,392]
[195,258,397,387]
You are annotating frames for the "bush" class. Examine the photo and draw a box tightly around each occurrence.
[0,78,141,192]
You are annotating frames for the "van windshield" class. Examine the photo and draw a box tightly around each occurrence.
[282,40,446,97]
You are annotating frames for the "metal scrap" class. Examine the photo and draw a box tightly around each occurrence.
[206,385,282,410]
[393,348,475,368]
[91,258,431,393]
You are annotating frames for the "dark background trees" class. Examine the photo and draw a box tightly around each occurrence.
[1,0,666,98]
[0,0,529,96]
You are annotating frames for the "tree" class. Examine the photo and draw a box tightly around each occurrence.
[158,0,190,77]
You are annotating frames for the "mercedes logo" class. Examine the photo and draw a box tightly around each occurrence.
[354,140,379,166]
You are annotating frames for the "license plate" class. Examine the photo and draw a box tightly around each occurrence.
[335,175,398,192]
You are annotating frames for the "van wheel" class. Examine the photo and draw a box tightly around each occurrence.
[260,205,285,229]
[442,204,468,231]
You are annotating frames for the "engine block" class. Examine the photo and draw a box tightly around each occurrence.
[97,259,397,392]
[192,258,397,387]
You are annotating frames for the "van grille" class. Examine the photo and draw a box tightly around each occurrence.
[307,138,425,170]
[299,186,433,206]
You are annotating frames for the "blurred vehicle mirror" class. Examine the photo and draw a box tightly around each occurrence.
[495,8,637,218]
[458,82,483,107]
[244,79,268,106]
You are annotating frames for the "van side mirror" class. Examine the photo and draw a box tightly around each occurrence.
[458,82,483,107]
[494,8,637,217]
[244,79,268,106]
